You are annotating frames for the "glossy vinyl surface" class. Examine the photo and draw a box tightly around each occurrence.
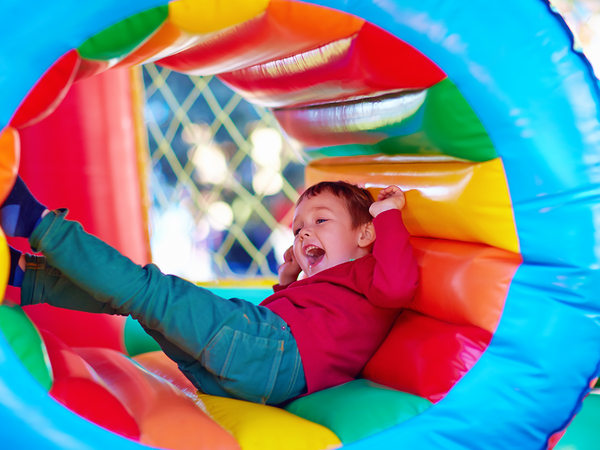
[168,0,269,34]
[197,393,342,450]
[306,155,520,253]
[0,0,599,449]
[13,69,151,353]
[114,19,199,68]
[355,236,519,404]
[135,351,338,450]
[10,50,80,129]
[275,89,429,147]
[556,394,600,450]
[41,330,142,441]
[219,21,446,108]
[409,237,521,334]
[77,347,240,450]
[74,57,113,82]
[362,310,492,402]
[133,351,199,395]
[0,302,52,391]
[157,0,364,75]
[0,127,20,204]
[285,379,432,445]
[287,78,497,162]
[77,6,168,62]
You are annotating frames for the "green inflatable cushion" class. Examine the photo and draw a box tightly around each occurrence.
[78,5,168,61]
[285,378,432,444]
[0,301,53,390]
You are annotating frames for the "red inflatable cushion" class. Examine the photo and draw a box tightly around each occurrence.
[10,50,80,129]
[76,347,240,450]
[41,329,141,440]
[218,21,445,108]
[362,311,491,402]
[157,0,365,75]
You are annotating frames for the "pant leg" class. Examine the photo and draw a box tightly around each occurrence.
[27,209,245,360]
[21,253,119,315]
[26,209,306,404]
[18,259,246,401]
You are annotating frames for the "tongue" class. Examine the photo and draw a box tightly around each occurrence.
[307,248,325,266]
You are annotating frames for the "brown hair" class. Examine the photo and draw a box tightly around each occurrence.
[296,181,374,228]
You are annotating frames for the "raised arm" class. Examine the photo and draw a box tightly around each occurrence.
[360,186,418,308]
[369,185,406,218]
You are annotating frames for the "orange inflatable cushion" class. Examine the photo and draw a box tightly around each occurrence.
[76,347,240,450]
[362,238,520,402]
[134,350,199,395]
[408,237,521,333]
[0,127,19,204]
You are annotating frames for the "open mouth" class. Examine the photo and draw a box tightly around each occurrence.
[304,245,325,266]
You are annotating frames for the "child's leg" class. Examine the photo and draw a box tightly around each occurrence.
[18,252,123,315]
[15,249,233,397]
[26,209,239,357]
[17,252,270,401]
[23,209,305,404]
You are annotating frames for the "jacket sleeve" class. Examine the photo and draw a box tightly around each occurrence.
[272,283,289,293]
[357,209,419,308]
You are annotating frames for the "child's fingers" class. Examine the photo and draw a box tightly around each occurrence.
[377,186,399,200]
[377,187,391,199]
[283,246,294,262]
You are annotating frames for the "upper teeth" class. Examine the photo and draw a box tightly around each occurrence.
[305,245,320,255]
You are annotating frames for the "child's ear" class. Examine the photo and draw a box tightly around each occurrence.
[358,221,376,248]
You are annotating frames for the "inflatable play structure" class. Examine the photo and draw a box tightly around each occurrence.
[2,0,600,448]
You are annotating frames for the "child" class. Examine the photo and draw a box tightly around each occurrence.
[3,177,418,405]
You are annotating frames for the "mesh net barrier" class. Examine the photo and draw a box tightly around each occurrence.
[143,64,305,281]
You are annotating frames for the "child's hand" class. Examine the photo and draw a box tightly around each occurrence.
[369,185,406,218]
[278,246,302,286]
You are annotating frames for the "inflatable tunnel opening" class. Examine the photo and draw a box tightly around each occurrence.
[1,1,600,449]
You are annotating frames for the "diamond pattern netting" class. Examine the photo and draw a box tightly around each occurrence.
[143,64,305,281]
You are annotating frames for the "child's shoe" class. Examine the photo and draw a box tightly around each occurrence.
[0,176,47,238]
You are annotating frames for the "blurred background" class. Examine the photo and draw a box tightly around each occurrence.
[142,68,304,281]
[143,0,600,283]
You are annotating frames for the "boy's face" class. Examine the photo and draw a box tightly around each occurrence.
[292,191,368,277]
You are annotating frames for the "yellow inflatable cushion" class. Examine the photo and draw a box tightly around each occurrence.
[306,154,519,253]
[0,229,9,303]
[197,394,341,450]
[169,0,270,34]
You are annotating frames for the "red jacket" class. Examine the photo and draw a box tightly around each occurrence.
[261,209,418,395]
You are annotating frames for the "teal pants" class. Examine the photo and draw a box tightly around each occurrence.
[21,209,306,405]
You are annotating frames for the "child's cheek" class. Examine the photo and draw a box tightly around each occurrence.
[292,247,302,265]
